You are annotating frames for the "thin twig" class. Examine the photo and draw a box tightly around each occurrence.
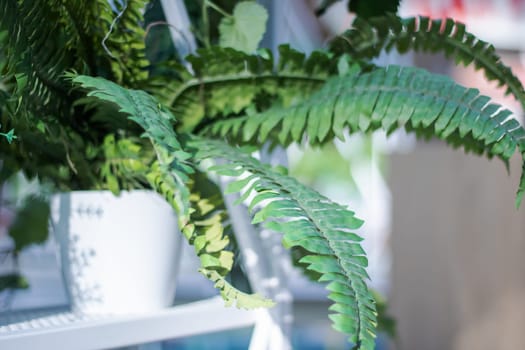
[101,0,129,59]
[144,21,193,56]
[205,0,232,18]
[202,0,211,48]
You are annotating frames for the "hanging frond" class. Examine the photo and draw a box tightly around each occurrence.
[72,74,272,309]
[186,173,234,275]
[189,136,376,349]
[188,172,274,309]
[71,75,192,218]
[162,45,339,132]
[205,65,525,207]
[329,14,525,110]
[203,269,275,309]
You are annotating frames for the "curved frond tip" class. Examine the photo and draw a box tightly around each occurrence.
[330,14,525,111]
[191,136,377,349]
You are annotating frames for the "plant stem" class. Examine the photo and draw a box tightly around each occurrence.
[201,0,232,48]
[205,0,232,18]
[201,0,211,48]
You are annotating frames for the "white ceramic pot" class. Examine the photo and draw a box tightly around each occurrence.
[51,190,182,315]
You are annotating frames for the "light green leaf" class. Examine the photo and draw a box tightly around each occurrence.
[219,2,268,53]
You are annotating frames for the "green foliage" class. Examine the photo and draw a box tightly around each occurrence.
[205,65,525,207]
[71,75,193,218]
[8,195,50,252]
[164,45,338,132]
[0,0,150,113]
[201,268,275,309]
[330,14,525,111]
[98,0,150,86]
[5,2,525,348]
[0,0,155,191]
[72,74,272,309]
[190,136,376,347]
[99,135,152,194]
[0,0,72,114]
[218,2,268,53]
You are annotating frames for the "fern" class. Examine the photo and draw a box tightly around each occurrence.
[205,65,525,207]
[0,0,153,191]
[0,0,151,118]
[188,136,376,348]
[71,75,192,217]
[72,74,272,309]
[97,0,150,86]
[9,3,524,348]
[329,14,525,110]
[0,0,73,114]
[99,134,153,193]
[203,269,275,309]
[189,172,274,309]
[56,1,108,74]
[162,45,339,132]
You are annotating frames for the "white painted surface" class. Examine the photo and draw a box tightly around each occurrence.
[0,297,256,350]
[50,191,182,315]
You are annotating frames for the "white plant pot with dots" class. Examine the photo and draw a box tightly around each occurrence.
[50,190,182,315]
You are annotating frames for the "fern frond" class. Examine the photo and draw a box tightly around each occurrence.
[185,172,235,278]
[163,45,338,132]
[0,0,72,114]
[330,15,525,110]
[188,172,274,309]
[202,269,275,309]
[205,65,525,206]
[99,134,153,194]
[72,75,192,217]
[57,1,108,74]
[97,0,150,86]
[189,136,377,349]
[72,75,271,309]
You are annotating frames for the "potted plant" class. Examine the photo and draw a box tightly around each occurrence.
[0,0,184,315]
[2,0,525,348]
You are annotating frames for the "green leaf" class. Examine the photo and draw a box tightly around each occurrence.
[72,75,193,218]
[219,2,268,53]
[8,196,50,252]
[166,45,332,133]
[201,269,275,309]
[330,15,525,112]
[192,136,377,348]
[206,65,525,208]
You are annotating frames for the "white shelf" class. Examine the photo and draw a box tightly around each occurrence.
[0,297,257,350]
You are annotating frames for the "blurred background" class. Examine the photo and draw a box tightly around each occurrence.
[1,0,525,349]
